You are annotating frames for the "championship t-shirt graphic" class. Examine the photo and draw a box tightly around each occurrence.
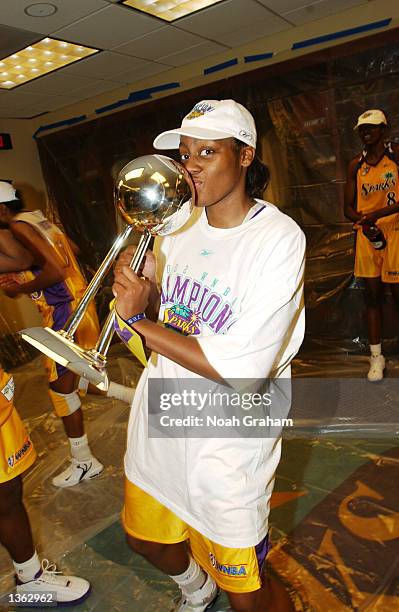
[160,270,237,336]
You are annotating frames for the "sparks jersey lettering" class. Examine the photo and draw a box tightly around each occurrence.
[357,151,399,224]
[160,268,237,336]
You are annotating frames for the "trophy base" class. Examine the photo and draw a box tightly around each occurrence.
[19,327,109,390]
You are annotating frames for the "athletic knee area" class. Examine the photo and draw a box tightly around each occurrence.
[0,476,23,515]
[48,389,81,417]
[125,533,166,558]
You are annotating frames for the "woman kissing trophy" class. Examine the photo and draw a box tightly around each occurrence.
[20,155,195,389]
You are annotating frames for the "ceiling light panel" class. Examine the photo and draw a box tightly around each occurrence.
[121,0,225,22]
[0,38,99,89]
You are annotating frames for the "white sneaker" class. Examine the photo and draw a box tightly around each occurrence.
[174,573,219,611]
[16,559,91,606]
[52,457,103,488]
[367,355,385,382]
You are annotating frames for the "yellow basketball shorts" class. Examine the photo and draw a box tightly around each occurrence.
[41,301,100,383]
[355,220,399,282]
[0,369,36,483]
[122,479,270,594]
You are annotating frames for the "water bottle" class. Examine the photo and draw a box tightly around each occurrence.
[362,221,386,250]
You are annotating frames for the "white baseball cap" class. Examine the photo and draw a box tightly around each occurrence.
[153,99,257,149]
[354,109,387,129]
[0,181,18,203]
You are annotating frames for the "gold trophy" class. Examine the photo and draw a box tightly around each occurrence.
[20,155,195,389]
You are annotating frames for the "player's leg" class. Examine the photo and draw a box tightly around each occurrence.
[226,576,293,611]
[383,226,399,353]
[0,475,91,605]
[0,476,34,563]
[49,368,103,488]
[363,277,385,381]
[123,480,219,611]
[0,370,91,606]
[126,535,189,574]
[50,369,84,436]
[188,533,293,612]
[355,231,385,380]
[389,282,399,314]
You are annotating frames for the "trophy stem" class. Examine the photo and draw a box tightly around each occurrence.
[91,228,153,362]
[93,310,116,359]
[64,224,134,339]
[129,227,152,273]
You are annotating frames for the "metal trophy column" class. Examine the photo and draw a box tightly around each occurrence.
[20,154,195,389]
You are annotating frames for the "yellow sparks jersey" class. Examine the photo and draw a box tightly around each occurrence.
[2,211,100,381]
[12,210,88,306]
[0,365,36,482]
[356,147,399,225]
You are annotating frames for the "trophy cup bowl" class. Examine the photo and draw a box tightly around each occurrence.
[20,154,195,389]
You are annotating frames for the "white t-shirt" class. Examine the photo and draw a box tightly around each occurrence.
[124,200,305,547]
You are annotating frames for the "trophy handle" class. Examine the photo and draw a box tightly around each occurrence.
[92,228,153,359]
[64,223,135,339]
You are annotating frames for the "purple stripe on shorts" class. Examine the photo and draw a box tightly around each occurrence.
[52,301,73,333]
[55,362,68,378]
[255,533,270,571]
[52,302,73,378]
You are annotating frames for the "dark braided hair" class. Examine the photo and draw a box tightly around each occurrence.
[233,139,270,199]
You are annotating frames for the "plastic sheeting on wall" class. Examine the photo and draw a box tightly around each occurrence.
[33,39,399,352]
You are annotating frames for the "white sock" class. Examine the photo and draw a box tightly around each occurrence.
[14,551,41,583]
[78,377,89,395]
[370,343,382,358]
[170,556,206,596]
[69,434,92,461]
[106,382,135,404]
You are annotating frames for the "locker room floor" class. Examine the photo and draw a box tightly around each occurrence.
[0,345,398,611]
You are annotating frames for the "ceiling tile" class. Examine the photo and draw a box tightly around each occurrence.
[16,95,80,114]
[16,72,99,94]
[112,61,171,85]
[0,89,53,109]
[54,4,160,49]
[109,57,159,82]
[40,93,86,110]
[282,0,368,26]
[218,15,290,47]
[0,107,42,118]
[176,0,287,39]
[161,40,228,67]
[256,0,314,14]
[61,51,141,79]
[0,0,108,35]
[59,78,123,100]
[0,24,41,59]
[113,26,206,60]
